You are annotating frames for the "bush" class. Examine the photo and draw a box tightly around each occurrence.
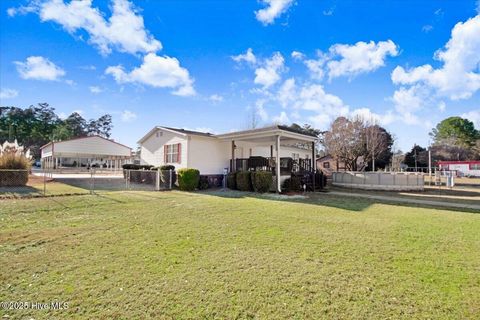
[122,164,153,170]
[251,171,273,193]
[198,175,209,190]
[0,152,31,169]
[0,170,28,186]
[177,168,200,191]
[236,171,252,191]
[282,176,302,192]
[227,172,237,190]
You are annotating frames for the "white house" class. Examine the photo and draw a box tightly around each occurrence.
[138,126,318,192]
[41,135,132,171]
[437,161,480,177]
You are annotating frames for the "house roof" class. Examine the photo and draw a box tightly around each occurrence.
[40,135,132,150]
[137,126,214,143]
[138,125,319,144]
[215,125,318,142]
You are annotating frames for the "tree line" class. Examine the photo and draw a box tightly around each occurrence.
[0,103,113,159]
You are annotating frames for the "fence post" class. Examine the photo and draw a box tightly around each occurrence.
[169,169,172,189]
[90,169,94,195]
[156,169,160,191]
[43,168,47,196]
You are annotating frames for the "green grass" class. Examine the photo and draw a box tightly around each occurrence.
[1,191,479,319]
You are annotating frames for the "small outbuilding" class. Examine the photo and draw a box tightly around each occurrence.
[40,135,132,171]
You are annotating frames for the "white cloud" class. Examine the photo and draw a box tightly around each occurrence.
[326,40,399,80]
[391,15,480,100]
[422,25,433,33]
[7,4,37,17]
[89,86,103,94]
[121,110,137,122]
[272,111,290,124]
[255,0,294,25]
[277,78,296,107]
[209,94,224,102]
[350,107,395,126]
[477,1,480,14]
[232,48,257,65]
[14,56,65,81]
[37,0,161,56]
[254,52,285,88]
[0,88,19,99]
[462,110,480,128]
[256,101,269,122]
[291,51,305,60]
[105,53,195,96]
[438,101,446,112]
[323,8,334,16]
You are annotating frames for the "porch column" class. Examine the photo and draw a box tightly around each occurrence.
[276,135,281,193]
[312,141,316,191]
[231,140,235,172]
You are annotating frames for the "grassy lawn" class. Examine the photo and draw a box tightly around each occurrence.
[1,191,479,319]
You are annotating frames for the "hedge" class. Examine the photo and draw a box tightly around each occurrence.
[236,171,252,191]
[226,172,237,190]
[0,170,28,187]
[177,168,200,191]
[122,164,154,170]
[251,171,273,193]
[282,176,302,192]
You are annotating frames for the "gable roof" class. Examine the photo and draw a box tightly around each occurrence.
[40,135,132,150]
[137,126,214,143]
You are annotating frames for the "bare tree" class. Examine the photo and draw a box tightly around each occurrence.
[323,117,365,170]
[245,108,259,129]
[363,121,389,171]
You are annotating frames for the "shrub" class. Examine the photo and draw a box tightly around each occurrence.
[0,170,28,186]
[122,164,153,170]
[198,175,209,190]
[0,152,31,170]
[177,168,200,191]
[226,172,237,190]
[282,176,302,192]
[251,171,273,193]
[236,171,252,191]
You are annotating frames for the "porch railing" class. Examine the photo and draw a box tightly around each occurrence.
[230,156,313,175]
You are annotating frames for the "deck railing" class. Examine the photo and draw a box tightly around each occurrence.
[230,156,313,175]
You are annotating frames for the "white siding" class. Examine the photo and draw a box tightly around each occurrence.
[188,136,230,174]
[140,129,188,168]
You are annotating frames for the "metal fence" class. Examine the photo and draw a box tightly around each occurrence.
[0,168,174,198]
[332,171,425,191]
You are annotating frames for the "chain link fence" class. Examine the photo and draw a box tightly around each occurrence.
[0,168,174,198]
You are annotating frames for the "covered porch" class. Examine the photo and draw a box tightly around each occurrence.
[216,126,319,192]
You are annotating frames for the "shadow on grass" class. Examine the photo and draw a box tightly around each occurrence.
[0,185,42,198]
[200,188,480,214]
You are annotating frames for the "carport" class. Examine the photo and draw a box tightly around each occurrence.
[40,135,132,172]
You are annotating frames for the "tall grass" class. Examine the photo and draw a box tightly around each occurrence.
[0,152,31,169]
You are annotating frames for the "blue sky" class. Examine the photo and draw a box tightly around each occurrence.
[1,0,479,152]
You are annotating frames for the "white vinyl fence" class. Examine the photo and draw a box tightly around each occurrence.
[332,172,424,191]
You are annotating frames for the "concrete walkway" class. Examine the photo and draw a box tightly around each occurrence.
[327,191,480,211]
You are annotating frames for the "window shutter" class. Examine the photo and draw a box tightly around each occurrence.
[177,143,181,163]
[164,145,167,163]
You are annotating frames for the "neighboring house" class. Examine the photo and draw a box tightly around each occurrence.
[437,160,480,177]
[138,125,318,192]
[40,135,132,170]
[316,154,344,176]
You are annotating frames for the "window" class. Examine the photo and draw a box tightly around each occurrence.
[165,143,181,163]
[156,131,163,138]
[470,163,480,170]
[323,161,330,168]
[292,153,299,160]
